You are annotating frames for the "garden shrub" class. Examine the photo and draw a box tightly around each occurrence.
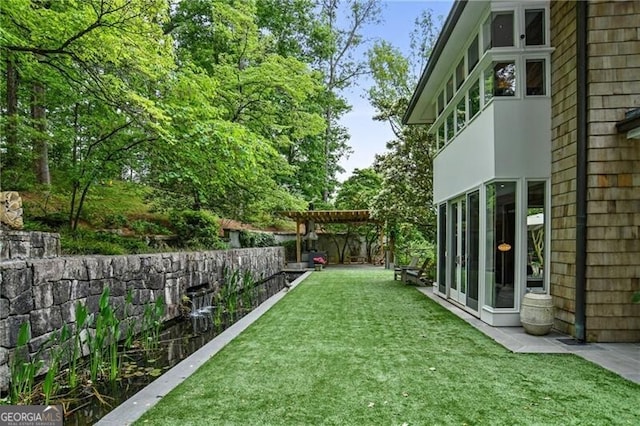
[170,209,226,250]
[238,230,277,248]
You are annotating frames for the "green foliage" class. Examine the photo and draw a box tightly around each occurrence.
[281,239,298,261]
[170,210,226,250]
[9,323,43,404]
[238,230,277,248]
[61,230,150,255]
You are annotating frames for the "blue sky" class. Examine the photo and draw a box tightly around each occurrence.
[337,0,453,181]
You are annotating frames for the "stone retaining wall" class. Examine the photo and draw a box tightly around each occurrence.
[0,245,285,390]
[0,230,60,261]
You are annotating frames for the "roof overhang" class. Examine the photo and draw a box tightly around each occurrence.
[403,0,489,125]
[279,210,379,224]
[616,108,640,139]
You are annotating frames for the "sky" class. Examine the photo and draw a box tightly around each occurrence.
[337,0,454,181]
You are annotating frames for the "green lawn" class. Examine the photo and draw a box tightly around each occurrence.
[136,269,639,425]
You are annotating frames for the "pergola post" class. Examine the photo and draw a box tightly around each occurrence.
[296,220,301,263]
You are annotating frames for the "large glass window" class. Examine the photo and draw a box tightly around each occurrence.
[456,59,465,90]
[446,76,454,104]
[456,99,466,133]
[491,12,514,47]
[467,191,480,311]
[438,204,447,294]
[527,181,546,292]
[526,59,545,96]
[485,181,516,309]
[525,9,545,46]
[469,80,480,118]
[468,35,479,73]
[438,91,445,115]
[493,61,516,97]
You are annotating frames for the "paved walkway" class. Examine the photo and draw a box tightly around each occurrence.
[417,286,640,384]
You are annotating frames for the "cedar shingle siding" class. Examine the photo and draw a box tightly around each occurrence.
[551,0,640,342]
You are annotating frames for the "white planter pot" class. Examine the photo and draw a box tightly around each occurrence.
[520,292,554,336]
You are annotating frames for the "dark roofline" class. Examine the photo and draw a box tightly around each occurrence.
[616,108,640,133]
[402,0,467,125]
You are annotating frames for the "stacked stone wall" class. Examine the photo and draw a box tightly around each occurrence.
[0,242,285,390]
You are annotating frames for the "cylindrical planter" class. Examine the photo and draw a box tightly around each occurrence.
[520,292,554,335]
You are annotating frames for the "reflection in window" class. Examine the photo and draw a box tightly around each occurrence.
[493,61,516,96]
[438,125,445,149]
[446,113,454,141]
[438,204,447,294]
[468,35,479,72]
[446,76,454,104]
[526,59,545,95]
[527,181,546,291]
[492,12,514,47]
[482,15,492,52]
[486,181,516,309]
[438,91,445,115]
[469,80,480,118]
[456,99,465,132]
[456,59,465,90]
[525,9,545,46]
[484,65,494,104]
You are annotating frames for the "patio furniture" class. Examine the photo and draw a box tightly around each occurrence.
[404,258,432,285]
[394,256,419,280]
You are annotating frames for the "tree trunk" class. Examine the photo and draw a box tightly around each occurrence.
[5,52,19,168]
[31,81,50,185]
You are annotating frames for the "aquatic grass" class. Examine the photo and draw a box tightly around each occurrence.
[137,268,639,426]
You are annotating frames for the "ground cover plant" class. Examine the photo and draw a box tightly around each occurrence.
[136,269,639,425]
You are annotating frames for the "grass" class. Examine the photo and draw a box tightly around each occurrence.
[136,269,639,425]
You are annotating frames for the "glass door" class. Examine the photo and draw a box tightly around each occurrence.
[450,198,466,304]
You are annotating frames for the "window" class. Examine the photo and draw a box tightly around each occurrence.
[482,15,492,52]
[526,59,545,95]
[446,113,454,141]
[438,125,445,149]
[438,204,447,294]
[483,65,494,104]
[491,12,514,47]
[493,61,516,96]
[456,59,465,90]
[438,91,445,115]
[468,35,479,72]
[485,181,516,309]
[456,99,466,132]
[527,181,546,292]
[525,9,545,46]
[446,76,454,104]
[469,80,480,118]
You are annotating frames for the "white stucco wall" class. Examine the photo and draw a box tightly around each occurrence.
[433,104,496,203]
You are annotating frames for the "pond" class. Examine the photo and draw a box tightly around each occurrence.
[7,271,303,425]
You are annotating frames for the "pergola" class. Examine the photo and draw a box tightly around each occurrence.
[279,209,383,264]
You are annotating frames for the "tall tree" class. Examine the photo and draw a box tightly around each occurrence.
[366,10,441,257]
[314,0,381,201]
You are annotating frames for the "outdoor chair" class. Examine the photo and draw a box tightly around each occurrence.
[404,258,432,285]
[394,256,419,281]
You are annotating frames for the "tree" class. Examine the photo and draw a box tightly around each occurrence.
[314,0,381,201]
[366,10,441,261]
[1,0,175,227]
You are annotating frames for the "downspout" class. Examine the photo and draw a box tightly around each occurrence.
[575,0,588,342]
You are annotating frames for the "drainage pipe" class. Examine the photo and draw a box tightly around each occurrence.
[575,0,588,342]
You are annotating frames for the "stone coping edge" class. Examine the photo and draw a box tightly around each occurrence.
[96,271,312,426]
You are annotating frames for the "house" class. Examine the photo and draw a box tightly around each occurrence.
[403,0,639,342]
